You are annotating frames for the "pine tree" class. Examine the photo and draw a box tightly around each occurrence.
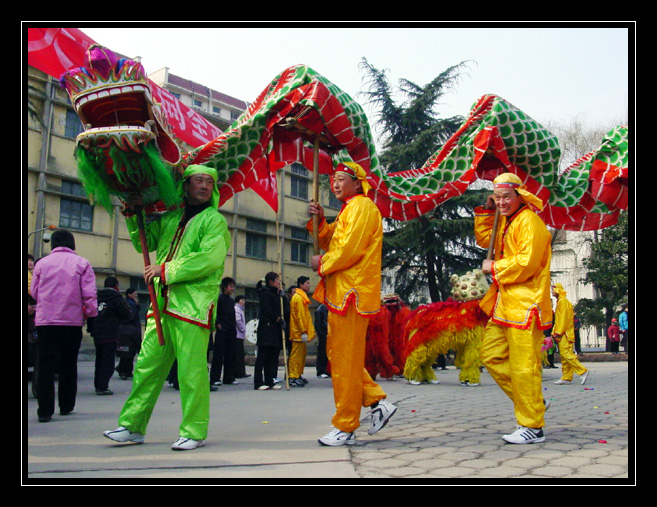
[358,58,487,304]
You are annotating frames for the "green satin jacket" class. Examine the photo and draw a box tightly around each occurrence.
[126,206,230,329]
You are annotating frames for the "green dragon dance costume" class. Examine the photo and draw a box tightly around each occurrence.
[118,165,230,441]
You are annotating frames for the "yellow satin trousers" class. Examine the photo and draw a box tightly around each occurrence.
[289,341,306,378]
[327,305,387,432]
[557,338,587,381]
[480,320,546,429]
[118,314,210,440]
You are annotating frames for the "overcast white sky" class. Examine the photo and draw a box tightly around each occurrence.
[81,24,631,138]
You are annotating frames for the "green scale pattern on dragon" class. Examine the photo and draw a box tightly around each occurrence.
[60,45,628,231]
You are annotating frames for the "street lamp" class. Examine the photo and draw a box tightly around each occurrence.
[28,225,57,242]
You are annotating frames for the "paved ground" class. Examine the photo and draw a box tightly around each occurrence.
[24,358,632,484]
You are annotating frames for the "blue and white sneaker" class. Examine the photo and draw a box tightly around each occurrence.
[502,426,545,444]
[318,427,356,446]
[368,399,397,435]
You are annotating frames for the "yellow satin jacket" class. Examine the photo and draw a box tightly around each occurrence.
[307,194,383,317]
[289,289,316,342]
[475,205,553,330]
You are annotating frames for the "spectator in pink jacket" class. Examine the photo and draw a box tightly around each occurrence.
[31,229,97,422]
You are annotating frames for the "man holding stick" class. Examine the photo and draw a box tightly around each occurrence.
[308,162,396,446]
[104,165,231,451]
[475,173,553,444]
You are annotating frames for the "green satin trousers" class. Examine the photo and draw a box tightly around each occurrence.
[118,314,211,440]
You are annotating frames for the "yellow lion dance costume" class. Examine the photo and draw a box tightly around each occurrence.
[403,270,490,386]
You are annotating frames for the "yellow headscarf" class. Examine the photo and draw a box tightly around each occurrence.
[552,282,567,298]
[493,173,543,211]
[334,161,372,195]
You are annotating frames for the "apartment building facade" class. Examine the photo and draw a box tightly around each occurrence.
[26,65,339,326]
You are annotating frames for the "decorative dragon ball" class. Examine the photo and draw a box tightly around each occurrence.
[449,269,489,302]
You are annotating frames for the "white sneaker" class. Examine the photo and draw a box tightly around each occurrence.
[318,427,356,446]
[368,399,397,435]
[171,437,205,451]
[103,426,144,444]
[554,379,572,385]
[502,426,545,444]
[580,370,590,385]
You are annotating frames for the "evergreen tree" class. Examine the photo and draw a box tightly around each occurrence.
[580,210,629,326]
[359,58,487,304]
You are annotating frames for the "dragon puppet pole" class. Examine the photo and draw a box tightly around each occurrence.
[280,293,290,391]
[312,135,321,256]
[274,179,290,391]
[135,205,166,346]
[487,208,501,261]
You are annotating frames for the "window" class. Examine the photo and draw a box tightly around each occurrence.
[291,175,308,200]
[129,276,150,324]
[244,287,260,322]
[64,109,83,138]
[290,163,309,200]
[59,181,93,231]
[245,218,267,259]
[328,192,341,209]
[290,227,309,264]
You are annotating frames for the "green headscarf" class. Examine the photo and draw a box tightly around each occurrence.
[180,164,220,209]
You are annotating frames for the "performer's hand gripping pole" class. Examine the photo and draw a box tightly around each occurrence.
[135,205,165,346]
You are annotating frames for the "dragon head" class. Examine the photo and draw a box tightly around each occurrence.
[59,44,181,212]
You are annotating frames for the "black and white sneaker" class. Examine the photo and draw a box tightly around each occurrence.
[502,426,545,444]
[171,437,205,450]
[318,427,356,446]
[103,426,144,444]
[368,399,397,435]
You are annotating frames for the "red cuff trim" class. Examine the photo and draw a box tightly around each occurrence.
[160,263,167,286]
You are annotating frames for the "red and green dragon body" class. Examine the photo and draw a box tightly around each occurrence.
[59,45,628,231]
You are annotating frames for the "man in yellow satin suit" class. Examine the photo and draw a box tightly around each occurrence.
[551,283,589,385]
[288,275,315,387]
[308,162,396,446]
[475,173,553,444]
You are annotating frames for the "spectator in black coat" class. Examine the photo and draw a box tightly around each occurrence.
[89,277,133,395]
[210,277,237,386]
[254,272,284,390]
[116,288,142,379]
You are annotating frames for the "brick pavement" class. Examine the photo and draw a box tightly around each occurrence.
[349,360,630,481]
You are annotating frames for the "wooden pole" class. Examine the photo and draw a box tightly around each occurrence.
[312,135,320,256]
[274,179,290,391]
[280,294,290,391]
[135,205,165,346]
[487,208,501,261]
